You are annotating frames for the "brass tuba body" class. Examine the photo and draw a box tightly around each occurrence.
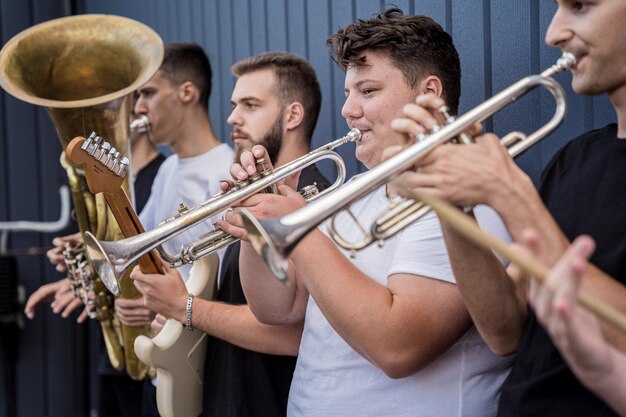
[0,14,164,380]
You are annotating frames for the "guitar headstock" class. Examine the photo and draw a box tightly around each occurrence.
[66,132,130,194]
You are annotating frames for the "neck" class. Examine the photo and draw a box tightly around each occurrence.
[608,85,626,138]
[130,135,159,176]
[170,108,221,158]
[275,131,310,167]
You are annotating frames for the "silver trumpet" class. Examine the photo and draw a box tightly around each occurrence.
[84,129,361,296]
[241,52,576,281]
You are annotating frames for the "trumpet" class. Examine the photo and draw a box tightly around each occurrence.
[241,52,576,281]
[84,129,361,296]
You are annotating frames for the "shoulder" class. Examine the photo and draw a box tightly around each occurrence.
[158,154,179,172]
[540,123,617,183]
[208,143,235,159]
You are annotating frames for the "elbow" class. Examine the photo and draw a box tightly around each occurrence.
[480,329,522,357]
[487,339,519,357]
[247,303,301,326]
[369,349,428,380]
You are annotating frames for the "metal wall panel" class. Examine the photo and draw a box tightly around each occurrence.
[0,0,617,415]
[0,1,91,416]
[77,0,609,183]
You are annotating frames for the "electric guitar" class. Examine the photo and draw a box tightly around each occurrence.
[67,133,218,417]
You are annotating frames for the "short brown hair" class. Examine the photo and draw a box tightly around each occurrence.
[231,52,322,145]
[327,8,461,114]
[159,43,212,112]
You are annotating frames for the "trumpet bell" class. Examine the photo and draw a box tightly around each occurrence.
[241,209,291,282]
[84,231,126,297]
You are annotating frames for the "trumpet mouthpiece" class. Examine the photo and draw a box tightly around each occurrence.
[557,52,577,71]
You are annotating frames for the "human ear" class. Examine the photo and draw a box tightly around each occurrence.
[178,81,197,104]
[284,102,304,130]
[419,75,443,99]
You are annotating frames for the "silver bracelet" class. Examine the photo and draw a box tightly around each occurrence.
[185,294,194,332]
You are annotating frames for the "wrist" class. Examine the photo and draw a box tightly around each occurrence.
[185,294,194,331]
[488,170,534,217]
[585,347,622,408]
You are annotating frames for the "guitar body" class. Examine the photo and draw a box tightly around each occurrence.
[135,252,219,417]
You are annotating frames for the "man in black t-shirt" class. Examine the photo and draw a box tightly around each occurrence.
[132,51,327,417]
[389,1,626,416]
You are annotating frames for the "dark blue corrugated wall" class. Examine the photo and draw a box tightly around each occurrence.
[0,1,616,416]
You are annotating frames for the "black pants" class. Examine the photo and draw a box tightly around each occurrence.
[98,373,144,417]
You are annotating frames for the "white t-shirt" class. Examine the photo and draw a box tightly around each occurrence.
[139,143,234,281]
[288,182,513,417]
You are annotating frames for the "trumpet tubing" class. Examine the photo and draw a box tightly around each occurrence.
[85,129,361,295]
[174,183,324,264]
[241,52,576,281]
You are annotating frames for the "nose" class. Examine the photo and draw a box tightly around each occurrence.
[545,7,570,48]
[341,93,363,123]
[134,95,147,115]
[227,105,241,127]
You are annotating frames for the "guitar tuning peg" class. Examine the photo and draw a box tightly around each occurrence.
[98,142,111,162]
[109,151,120,171]
[81,132,98,152]
[103,146,117,168]
[116,157,130,178]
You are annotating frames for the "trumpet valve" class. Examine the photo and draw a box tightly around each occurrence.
[253,157,280,194]
[175,203,190,217]
[299,183,319,200]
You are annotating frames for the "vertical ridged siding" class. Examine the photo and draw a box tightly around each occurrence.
[0,1,615,415]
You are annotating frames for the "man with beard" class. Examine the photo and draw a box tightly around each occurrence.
[131,51,328,417]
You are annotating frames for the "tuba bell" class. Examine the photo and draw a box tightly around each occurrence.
[0,14,163,380]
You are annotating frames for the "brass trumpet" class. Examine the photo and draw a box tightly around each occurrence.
[84,129,362,296]
[241,52,576,281]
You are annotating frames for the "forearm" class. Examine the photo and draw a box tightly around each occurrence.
[191,300,302,356]
[491,172,569,261]
[440,219,527,355]
[583,346,626,416]
[582,267,626,351]
[291,229,471,378]
[239,241,307,324]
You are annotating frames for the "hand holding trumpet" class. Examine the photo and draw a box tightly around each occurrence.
[389,93,525,211]
[217,145,308,241]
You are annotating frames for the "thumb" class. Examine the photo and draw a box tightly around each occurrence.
[277,183,302,198]
[283,170,301,190]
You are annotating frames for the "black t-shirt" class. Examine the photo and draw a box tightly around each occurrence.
[498,124,626,417]
[135,153,167,213]
[202,165,330,417]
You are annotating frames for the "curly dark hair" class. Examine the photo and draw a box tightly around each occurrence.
[327,8,461,113]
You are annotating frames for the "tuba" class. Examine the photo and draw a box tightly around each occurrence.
[0,14,163,380]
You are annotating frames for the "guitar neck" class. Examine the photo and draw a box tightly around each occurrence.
[104,189,163,275]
